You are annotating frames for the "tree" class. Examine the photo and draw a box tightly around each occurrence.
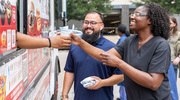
[66,0,112,21]
[132,0,180,14]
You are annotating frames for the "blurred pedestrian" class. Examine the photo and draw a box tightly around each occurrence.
[116,24,130,45]
[116,24,130,100]
[168,16,180,80]
[167,16,180,100]
[175,41,180,77]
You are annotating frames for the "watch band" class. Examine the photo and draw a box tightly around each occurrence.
[47,38,51,48]
[60,95,68,100]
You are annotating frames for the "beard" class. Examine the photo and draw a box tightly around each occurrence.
[82,27,101,44]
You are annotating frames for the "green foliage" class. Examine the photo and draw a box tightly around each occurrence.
[54,0,59,20]
[132,0,180,14]
[67,0,112,21]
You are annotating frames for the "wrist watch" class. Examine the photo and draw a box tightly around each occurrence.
[60,95,68,100]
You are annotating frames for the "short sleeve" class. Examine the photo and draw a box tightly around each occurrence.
[114,36,134,59]
[64,47,74,73]
[148,41,171,73]
[114,38,126,59]
[113,67,124,75]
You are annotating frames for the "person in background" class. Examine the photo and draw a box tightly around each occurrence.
[61,11,123,100]
[70,3,172,100]
[17,32,71,49]
[175,40,180,77]
[168,61,179,100]
[116,24,130,100]
[116,24,130,45]
[167,16,180,100]
[168,16,180,80]
[174,40,180,67]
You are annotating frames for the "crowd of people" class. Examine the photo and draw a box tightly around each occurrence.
[16,2,180,100]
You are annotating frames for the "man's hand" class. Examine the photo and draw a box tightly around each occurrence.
[50,35,71,49]
[86,76,103,90]
[70,33,81,46]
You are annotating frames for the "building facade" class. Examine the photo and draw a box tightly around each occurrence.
[64,0,180,34]
[102,0,137,34]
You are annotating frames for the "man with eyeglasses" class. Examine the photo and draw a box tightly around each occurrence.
[61,11,123,100]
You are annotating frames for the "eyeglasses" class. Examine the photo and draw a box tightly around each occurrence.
[129,13,147,18]
[83,20,102,27]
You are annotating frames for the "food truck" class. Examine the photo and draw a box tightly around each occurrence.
[0,0,60,99]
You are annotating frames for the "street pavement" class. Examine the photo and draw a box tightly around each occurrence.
[57,35,180,100]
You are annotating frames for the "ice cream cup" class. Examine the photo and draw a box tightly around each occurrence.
[59,29,72,37]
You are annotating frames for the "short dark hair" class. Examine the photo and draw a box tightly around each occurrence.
[118,24,130,37]
[143,3,170,40]
[85,11,104,22]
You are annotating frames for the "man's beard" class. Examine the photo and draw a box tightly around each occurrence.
[82,27,101,44]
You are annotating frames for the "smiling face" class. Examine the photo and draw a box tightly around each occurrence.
[82,13,104,35]
[130,6,151,32]
[82,12,104,43]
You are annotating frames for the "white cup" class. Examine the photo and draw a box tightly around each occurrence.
[72,30,83,38]
[59,29,72,37]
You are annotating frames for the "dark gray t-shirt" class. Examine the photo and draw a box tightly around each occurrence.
[114,35,171,100]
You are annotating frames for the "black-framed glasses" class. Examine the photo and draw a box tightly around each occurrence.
[83,20,102,27]
[129,13,147,18]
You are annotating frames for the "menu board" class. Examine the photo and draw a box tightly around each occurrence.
[27,0,49,36]
[5,56,23,100]
[0,48,50,100]
[0,0,17,55]
[0,0,51,99]
[27,0,50,85]
[0,65,6,100]
[26,65,51,100]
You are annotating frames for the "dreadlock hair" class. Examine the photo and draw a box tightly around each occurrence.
[85,11,104,22]
[170,16,179,36]
[144,3,170,40]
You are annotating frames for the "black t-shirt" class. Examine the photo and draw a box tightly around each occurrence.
[114,35,171,100]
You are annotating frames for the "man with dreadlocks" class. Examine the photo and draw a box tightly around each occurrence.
[70,3,172,100]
